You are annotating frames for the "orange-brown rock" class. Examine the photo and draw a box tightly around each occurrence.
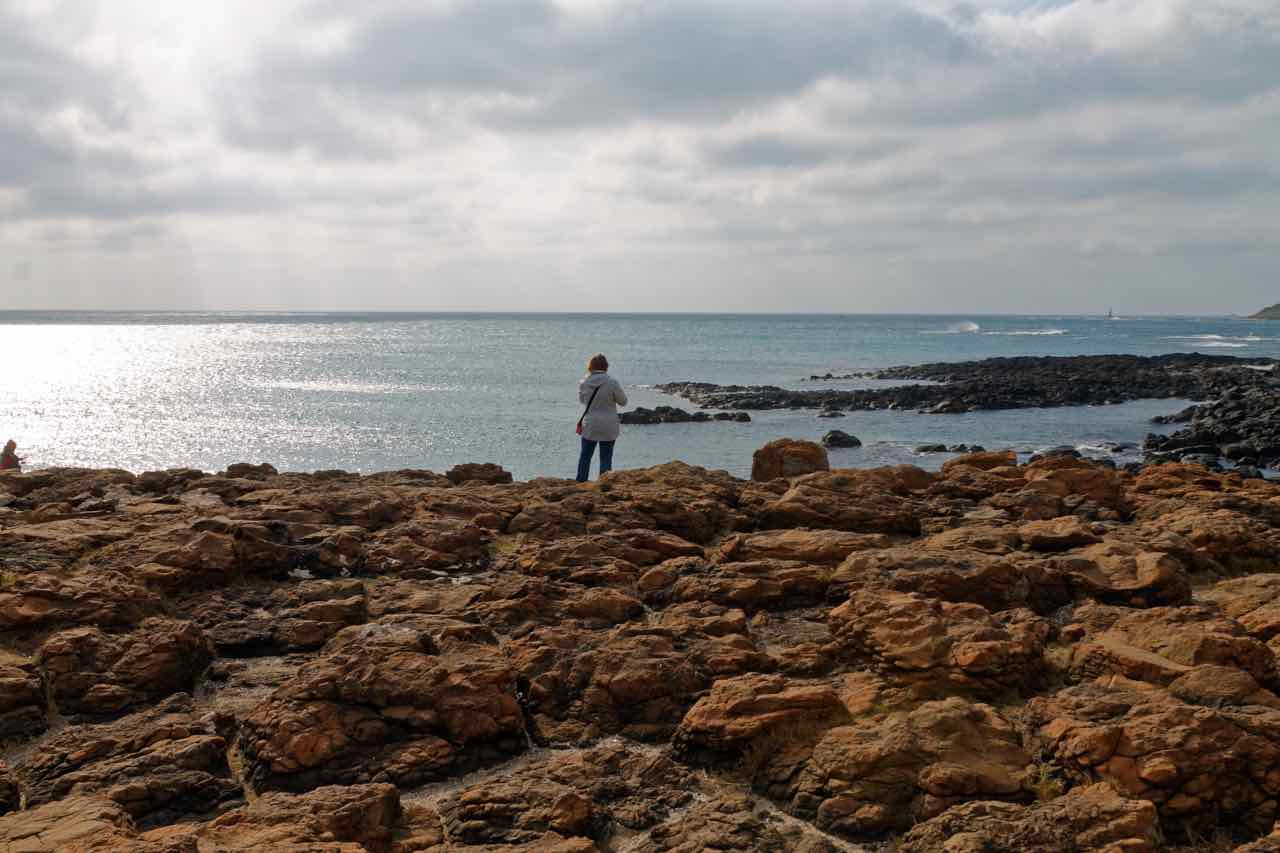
[447,462,513,485]
[784,697,1031,837]
[829,590,1048,695]
[1065,602,1276,688]
[631,793,841,852]
[922,524,1022,554]
[0,663,46,739]
[1027,681,1280,835]
[941,450,1018,475]
[1201,574,1280,649]
[7,458,1280,847]
[0,571,162,636]
[830,548,1070,614]
[1023,458,1128,514]
[0,795,163,852]
[715,529,890,565]
[1169,665,1280,709]
[166,783,400,850]
[0,763,15,817]
[1019,516,1102,551]
[509,612,769,745]
[1133,507,1280,569]
[1047,541,1190,607]
[435,741,694,847]
[673,674,845,764]
[897,782,1159,852]
[757,470,923,534]
[238,615,525,793]
[363,516,491,575]
[504,529,702,588]
[37,618,213,717]
[751,439,830,482]
[665,559,833,612]
[15,694,241,826]
[178,578,367,655]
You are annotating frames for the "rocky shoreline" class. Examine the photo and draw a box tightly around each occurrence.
[4,447,1280,850]
[657,353,1280,467]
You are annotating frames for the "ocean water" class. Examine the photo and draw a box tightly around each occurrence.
[1,312,1278,480]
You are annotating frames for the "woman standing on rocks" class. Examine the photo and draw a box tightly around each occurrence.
[577,354,627,482]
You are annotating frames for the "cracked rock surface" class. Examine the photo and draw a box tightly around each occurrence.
[3,454,1280,850]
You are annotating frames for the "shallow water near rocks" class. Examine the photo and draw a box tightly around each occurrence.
[3,311,1276,479]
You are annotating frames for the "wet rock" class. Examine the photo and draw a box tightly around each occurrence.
[621,406,750,425]
[819,430,861,449]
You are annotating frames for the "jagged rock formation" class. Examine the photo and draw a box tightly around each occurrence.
[1,452,1280,849]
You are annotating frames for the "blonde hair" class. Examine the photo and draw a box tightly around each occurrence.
[587,353,609,372]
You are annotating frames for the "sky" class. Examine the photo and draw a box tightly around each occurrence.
[1,0,1278,314]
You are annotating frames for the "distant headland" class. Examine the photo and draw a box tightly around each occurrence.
[1249,303,1280,319]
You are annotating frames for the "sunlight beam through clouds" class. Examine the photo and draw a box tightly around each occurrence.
[1,0,1278,313]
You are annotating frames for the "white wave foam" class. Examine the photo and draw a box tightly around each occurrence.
[921,321,981,335]
[1162,333,1272,346]
[984,329,1067,336]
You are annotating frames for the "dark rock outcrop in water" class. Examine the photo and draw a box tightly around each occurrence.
[620,405,750,425]
[5,454,1280,847]
[1146,385,1280,466]
[660,354,1280,466]
[820,430,861,449]
[659,354,1278,414]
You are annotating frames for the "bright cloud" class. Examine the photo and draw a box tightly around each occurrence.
[1,0,1278,313]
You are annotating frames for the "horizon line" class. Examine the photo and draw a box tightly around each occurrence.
[0,309,1260,319]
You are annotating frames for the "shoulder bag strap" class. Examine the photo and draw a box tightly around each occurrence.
[578,384,603,430]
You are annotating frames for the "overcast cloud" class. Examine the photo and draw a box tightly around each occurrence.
[1,0,1278,313]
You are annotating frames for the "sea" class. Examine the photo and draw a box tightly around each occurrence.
[2,312,1278,481]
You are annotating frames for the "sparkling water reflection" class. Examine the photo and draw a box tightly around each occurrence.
[1,312,1275,479]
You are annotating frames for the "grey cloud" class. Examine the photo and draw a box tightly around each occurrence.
[231,0,979,143]
[704,134,904,170]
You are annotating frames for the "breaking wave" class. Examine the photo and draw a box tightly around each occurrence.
[922,321,982,334]
[984,329,1067,336]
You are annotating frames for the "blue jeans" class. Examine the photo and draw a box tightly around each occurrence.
[577,438,615,482]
